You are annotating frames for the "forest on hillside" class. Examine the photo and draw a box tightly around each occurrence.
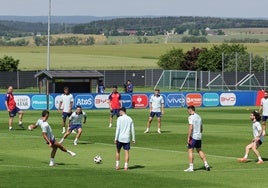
[1,16,268,38]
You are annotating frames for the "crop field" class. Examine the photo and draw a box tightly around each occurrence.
[1,107,268,188]
[0,39,268,70]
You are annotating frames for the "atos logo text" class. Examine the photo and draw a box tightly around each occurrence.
[75,95,93,109]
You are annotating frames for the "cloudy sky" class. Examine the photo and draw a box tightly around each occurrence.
[1,0,268,18]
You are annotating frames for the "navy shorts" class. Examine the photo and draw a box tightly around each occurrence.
[187,137,202,149]
[69,124,82,132]
[116,141,131,151]
[110,109,120,117]
[262,116,268,122]
[62,112,72,119]
[149,112,161,118]
[9,107,21,117]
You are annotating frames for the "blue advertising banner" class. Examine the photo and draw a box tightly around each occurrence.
[0,91,259,111]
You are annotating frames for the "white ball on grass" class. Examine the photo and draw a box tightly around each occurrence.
[28,125,33,131]
[94,155,102,164]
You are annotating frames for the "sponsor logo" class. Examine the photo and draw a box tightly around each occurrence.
[121,94,132,108]
[167,94,185,107]
[95,94,109,108]
[14,95,31,110]
[220,93,236,106]
[75,95,94,109]
[203,93,219,107]
[186,93,202,106]
[132,94,148,108]
[32,95,54,110]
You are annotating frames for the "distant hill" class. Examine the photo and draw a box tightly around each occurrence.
[0,15,118,24]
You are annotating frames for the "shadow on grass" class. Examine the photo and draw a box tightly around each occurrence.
[262,158,268,162]
[41,161,79,166]
[194,166,212,171]
[128,165,145,170]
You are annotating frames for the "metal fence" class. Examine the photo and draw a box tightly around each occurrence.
[0,69,267,91]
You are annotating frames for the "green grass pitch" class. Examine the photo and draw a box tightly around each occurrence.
[1,107,268,188]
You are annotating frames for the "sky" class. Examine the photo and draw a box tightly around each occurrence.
[1,0,268,18]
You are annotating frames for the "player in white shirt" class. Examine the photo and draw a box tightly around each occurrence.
[59,106,87,145]
[184,105,210,172]
[114,107,135,170]
[144,89,164,134]
[259,90,268,136]
[237,110,264,164]
[29,110,76,166]
[58,87,74,134]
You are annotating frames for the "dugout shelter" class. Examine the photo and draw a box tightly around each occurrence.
[35,70,104,93]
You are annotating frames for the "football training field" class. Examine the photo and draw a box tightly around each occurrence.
[1,107,268,188]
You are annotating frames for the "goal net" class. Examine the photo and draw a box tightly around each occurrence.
[154,70,197,91]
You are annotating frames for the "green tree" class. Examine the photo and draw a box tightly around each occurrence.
[0,56,19,71]
[197,43,248,71]
[157,48,185,70]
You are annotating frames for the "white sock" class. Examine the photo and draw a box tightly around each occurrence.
[258,156,263,161]
[50,158,54,163]
[116,160,120,167]
[204,161,209,167]
[74,138,78,142]
[124,162,128,168]
[189,163,193,169]
[67,150,72,155]
[243,154,248,159]
[19,121,22,124]
[62,127,66,132]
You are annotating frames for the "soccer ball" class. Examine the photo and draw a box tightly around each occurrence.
[28,125,33,131]
[93,155,102,164]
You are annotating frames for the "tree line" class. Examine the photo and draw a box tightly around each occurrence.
[157,43,265,72]
[1,16,268,38]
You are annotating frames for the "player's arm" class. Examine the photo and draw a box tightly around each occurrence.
[161,102,164,114]
[4,100,9,111]
[42,132,52,146]
[187,124,193,144]
[69,97,74,112]
[149,102,152,112]
[28,124,38,131]
[83,115,87,124]
[58,101,62,112]
[259,105,263,113]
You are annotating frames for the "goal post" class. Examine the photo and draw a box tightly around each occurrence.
[154,70,197,91]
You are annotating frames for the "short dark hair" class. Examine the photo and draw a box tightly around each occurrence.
[187,105,195,111]
[42,110,49,117]
[119,107,126,112]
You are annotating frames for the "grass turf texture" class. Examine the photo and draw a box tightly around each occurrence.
[1,107,268,188]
